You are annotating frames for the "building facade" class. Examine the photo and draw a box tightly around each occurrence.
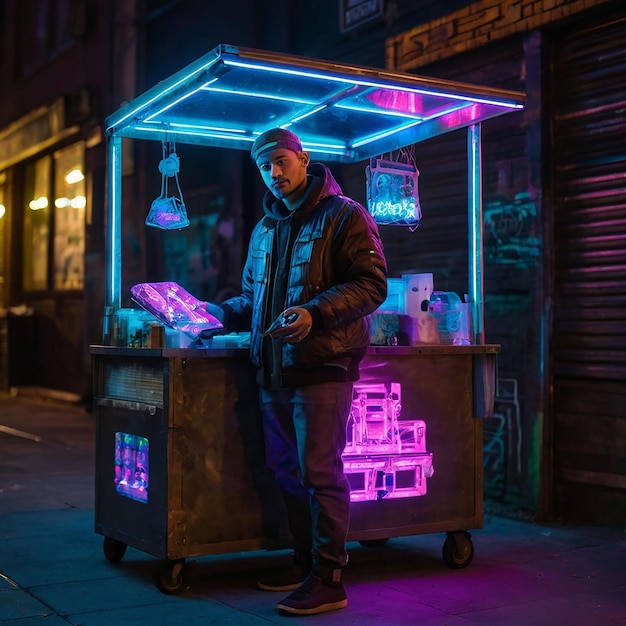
[0,0,623,523]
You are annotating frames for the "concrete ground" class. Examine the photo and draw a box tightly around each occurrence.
[1,392,624,625]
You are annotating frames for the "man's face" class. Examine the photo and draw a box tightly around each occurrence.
[256,148,309,204]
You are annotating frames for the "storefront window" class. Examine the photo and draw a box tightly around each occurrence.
[23,156,51,291]
[53,143,85,289]
[22,142,85,291]
[0,172,7,306]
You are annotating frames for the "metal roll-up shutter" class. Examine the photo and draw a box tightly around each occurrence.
[550,11,626,524]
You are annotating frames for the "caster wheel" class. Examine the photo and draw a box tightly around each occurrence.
[442,531,474,569]
[103,536,127,563]
[359,538,390,547]
[156,559,186,595]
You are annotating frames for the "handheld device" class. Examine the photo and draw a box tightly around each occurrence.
[263,312,299,336]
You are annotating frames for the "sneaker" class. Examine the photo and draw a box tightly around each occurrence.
[275,571,347,615]
[258,552,312,592]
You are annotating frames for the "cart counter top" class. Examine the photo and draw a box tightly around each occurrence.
[90,344,500,359]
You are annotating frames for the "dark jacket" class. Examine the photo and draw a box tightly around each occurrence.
[221,163,387,387]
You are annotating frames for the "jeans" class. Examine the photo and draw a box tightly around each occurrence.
[259,381,353,569]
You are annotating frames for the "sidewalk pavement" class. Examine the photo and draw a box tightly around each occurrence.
[1,392,625,625]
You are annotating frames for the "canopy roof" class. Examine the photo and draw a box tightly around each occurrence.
[105,44,525,163]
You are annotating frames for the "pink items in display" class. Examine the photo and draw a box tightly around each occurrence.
[130,281,223,338]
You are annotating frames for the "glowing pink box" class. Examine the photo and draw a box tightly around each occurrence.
[344,457,388,502]
[384,454,434,499]
[130,281,223,338]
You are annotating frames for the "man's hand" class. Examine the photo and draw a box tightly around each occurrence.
[204,301,225,323]
[266,307,312,343]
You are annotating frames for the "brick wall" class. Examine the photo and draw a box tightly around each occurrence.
[386,0,613,70]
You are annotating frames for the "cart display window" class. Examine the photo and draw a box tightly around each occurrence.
[114,432,150,504]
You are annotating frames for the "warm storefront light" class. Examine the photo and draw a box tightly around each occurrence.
[71,195,86,209]
[55,195,86,209]
[28,196,48,210]
[65,168,85,184]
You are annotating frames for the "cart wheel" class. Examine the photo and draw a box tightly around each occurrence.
[156,559,186,595]
[442,531,474,569]
[103,536,127,563]
[359,538,390,547]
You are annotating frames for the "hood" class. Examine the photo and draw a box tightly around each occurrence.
[262,163,343,220]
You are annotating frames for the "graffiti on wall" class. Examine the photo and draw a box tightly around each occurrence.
[483,378,522,499]
[484,158,540,269]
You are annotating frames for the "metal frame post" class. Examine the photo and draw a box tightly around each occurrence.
[468,123,484,344]
[104,134,123,343]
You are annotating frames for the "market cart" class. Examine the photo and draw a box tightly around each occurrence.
[93,44,525,593]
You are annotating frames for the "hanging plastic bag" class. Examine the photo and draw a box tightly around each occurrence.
[145,143,190,230]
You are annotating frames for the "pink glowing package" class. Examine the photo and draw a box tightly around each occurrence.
[130,281,223,338]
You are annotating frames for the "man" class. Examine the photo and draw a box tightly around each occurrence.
[208,128,387,615]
